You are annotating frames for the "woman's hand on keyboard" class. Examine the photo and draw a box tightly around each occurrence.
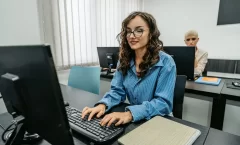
[81,104,106,121]
[100,111,133,127]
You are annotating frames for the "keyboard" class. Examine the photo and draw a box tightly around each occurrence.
[65,106,124,143]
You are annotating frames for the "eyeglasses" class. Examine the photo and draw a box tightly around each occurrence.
[186,38,197,41]
[126,29,145,38]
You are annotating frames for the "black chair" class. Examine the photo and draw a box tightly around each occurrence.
[202,62,208,76]
[207,59,236,73]
[172,75,187,119]
[236,60,240,74]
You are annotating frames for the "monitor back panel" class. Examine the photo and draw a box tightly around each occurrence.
[164,46,195,80]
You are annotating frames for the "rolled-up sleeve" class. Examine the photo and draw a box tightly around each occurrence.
[96,70,126,111]
[126,61,176,122]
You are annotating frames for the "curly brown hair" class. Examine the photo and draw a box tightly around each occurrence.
[117,11,163,77]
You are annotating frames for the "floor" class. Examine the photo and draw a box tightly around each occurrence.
[1,69,240,136]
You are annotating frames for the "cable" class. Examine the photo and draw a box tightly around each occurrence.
[1,122,16,142]
[1,122,41,144]
[0,124,5,130]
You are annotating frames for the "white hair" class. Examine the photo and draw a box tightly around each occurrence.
[185,30,198,39]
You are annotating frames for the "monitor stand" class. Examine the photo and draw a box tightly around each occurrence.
[3,115,42,145]
[1,73,42,145]
[101,68,115,79]
[4,116,26,145]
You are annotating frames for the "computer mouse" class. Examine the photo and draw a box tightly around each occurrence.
[232,82,240,87]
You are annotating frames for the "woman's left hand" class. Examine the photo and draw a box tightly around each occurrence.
[100,111,133,127]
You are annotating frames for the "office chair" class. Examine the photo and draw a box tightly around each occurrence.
[202,62,208,76]
[68,66,100,95]
[172,75,187,119]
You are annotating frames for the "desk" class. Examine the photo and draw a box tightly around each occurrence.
[0,84,210,145]
[221,79,240,102]
[185,79,225,96]
[185,80,226,130]
[62,84,240,145]
[204,128,240,145]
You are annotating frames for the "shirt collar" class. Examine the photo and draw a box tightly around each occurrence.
[130,59,134,67]
[154,59,164,67]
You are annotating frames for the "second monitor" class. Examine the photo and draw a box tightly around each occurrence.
[164,46,195,80]
[97,47,119,77]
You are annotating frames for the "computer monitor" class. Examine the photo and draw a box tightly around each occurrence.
[0,45,74,145]
[97,47,119,75]
[164,46,195,80]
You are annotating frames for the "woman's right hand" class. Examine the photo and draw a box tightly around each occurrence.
[81,104,106,121]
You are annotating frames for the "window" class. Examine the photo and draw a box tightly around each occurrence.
[38,0,143,69]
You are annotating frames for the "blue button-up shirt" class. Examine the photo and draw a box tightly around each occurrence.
[97,51,176,122]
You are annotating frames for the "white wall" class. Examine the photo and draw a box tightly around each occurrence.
[0,0,42,45]
[143,0,240,59]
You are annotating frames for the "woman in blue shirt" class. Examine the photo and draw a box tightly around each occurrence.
[82,11,176,127]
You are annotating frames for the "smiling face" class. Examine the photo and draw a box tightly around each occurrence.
[117,11,163,77]
[126,16,150,51]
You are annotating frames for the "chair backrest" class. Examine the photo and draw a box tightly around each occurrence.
[236,60,240,74]
[68,66,100,95]
[173,75,187,119]
[206,59,236,73]
[202,62,208,76]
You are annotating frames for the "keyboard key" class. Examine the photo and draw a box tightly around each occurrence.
[69,119,75,123]
[100,135,105,139]
[101,133,108,137]
[93,132,100,136]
